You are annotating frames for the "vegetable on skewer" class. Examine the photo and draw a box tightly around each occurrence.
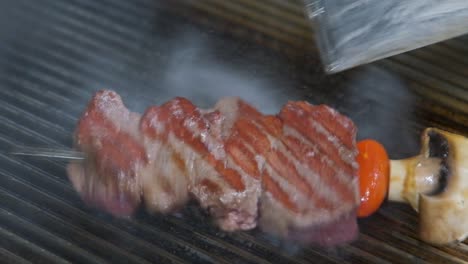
[357,128,468,245]
[356,139,390,218]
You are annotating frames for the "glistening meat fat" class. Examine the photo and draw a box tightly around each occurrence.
[67,90,360,246]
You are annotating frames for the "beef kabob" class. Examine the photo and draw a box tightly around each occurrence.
[12,89,467,247]
[66,89,360,247]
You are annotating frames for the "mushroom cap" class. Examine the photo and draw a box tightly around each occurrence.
[418,128,468,245]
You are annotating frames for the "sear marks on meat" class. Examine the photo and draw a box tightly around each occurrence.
[68,90,360,246]
[141,97,263,231]
[139,97,200,214]
[258,102,359,245]
[192,97,263,231]
[67,90,146,217]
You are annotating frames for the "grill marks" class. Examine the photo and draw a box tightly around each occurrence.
[239,105,341,214]
[87,92,148,173]
[225,137,260,180]
[253,101,359,245]
[95,133,148,178]
[279,103,356,174]
[243,118,304,212]
[70,90,359,242]
[141,97,247,192]
[140,98,204,213]
[278,103,359,207]
[281,134,355,204]
[233,119,271,153]
[266,149,313,199]
[68,91,147,217]
[77,91,148,168]
[198,98,263,231]
[214,161,246,191]
[262,172,300,213]
[295,102,356,150]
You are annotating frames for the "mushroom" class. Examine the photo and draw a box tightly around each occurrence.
[389,127,468,245]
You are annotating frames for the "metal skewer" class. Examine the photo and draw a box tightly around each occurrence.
[6,146,85,160]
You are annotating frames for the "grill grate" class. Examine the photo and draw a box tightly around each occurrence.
[1,0,468,263]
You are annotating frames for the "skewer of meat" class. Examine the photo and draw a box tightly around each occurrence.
[9,90,468,247]
[66,90,360,246]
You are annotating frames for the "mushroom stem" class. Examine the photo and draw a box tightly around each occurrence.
[389,156,421,211]
[389,155,443,212]
[388,158,412,203]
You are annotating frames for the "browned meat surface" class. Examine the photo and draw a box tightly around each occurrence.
[67,90,359,246]
[258,101,359,245]
[139,97,199,214]
[67,90,146,217]
[140,97,263,231]
[191,97,263,231]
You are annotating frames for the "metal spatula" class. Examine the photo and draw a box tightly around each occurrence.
[305,0,468,73]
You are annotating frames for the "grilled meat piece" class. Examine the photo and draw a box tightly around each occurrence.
[139,97,199,214]
[141,97,263,231]
[258,101,359,245]
[68,90,360,246]
[67,90,146,217]
[191,97,263,231]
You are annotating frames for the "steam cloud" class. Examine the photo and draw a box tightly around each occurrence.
[338,66,419,158]
[77,21,419,159]
[158,36,288,114]
[133,30,296,116]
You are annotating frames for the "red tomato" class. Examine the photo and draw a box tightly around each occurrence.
[356,139,390,218]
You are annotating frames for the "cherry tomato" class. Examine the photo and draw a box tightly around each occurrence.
[356,139,390,218]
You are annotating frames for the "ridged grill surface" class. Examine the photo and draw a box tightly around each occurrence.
[1,1,468,263]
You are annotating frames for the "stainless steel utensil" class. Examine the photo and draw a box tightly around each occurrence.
[305,0,468,73]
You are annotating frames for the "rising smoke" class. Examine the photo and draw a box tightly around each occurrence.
[77,18,419,159]
[159,37,287,113]
[139,30,296,115]
[338,65,419,158]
